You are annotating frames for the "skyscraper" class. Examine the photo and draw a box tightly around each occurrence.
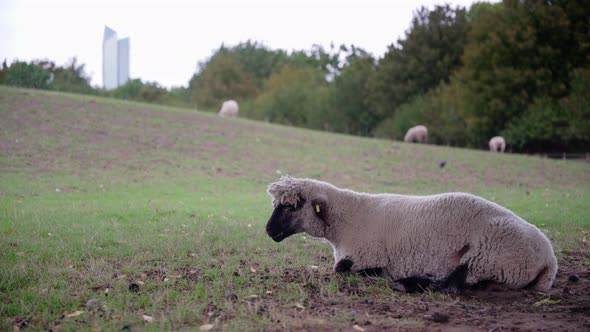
[102,26,129,90]
[117,38,130,87]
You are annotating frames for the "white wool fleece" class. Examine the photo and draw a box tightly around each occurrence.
[404,125,428,143]
[267,176,557,291]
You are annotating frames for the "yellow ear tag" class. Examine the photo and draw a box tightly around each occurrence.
[315,204,320,213]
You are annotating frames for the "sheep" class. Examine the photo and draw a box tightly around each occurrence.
[218,100,239,117]
[265,176,557,292]
[403,125,428,143]
[489,136,506,152]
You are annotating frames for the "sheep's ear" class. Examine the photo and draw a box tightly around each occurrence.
[311,198,328,225]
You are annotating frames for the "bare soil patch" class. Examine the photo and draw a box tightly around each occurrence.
[263,250,590,331]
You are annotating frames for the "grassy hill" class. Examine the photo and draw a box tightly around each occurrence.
[1,86,589,331]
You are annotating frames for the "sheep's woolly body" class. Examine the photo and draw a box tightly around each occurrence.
[489,136,506,152]
[218,100,239,117]
[266,176,557,291]
[404,125,428,143]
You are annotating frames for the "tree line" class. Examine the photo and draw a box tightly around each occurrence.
[0,57,192,109]
[2,0,588,152]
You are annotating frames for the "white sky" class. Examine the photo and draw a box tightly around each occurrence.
[0,0,481,89]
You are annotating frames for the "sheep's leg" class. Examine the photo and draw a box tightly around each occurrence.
[392,276,434,293]
[390,265,470,294]
[432,264,469,294]
[334,257,384,277]
[334,258,354,273]
[357,267,384,277]
[390,266,470,294]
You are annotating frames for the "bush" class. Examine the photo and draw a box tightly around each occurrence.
[139,82,166,103]
[0,60,8,84]
[6,61,49,89]
[373,94,431,141]
[503,69,590,152]
[189,52,258,110]
[561,67,590,143]
[373,83,471,146]
[502,97,566,151]
[161,86,193,108]
[253,64,328,127]
[48,58,93,94]
[112,79,143,100]
[325,55,376,136]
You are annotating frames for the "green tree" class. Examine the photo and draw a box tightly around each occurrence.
[253,64,328,127]
[504,67,590,151]
[0,60,8,84]
[139,81,167,103]
[112,79,144,100]
[6,61,50,89]
[373,94,434,141]
[49,57,93,94]
[467,1,503,21]
[228,40,288,86]
[456,0,590,149]
[368,4,470,120]
[188,49,257,110]
[188,41,341,112]
[502,97,569,151]
[374,83,469,146]
[561,67,590,143]
[325,47,376,135]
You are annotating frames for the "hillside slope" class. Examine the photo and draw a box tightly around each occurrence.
[1,86,589,331]
[2,86,588,192]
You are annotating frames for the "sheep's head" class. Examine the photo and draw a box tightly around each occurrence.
[266,176,328,242]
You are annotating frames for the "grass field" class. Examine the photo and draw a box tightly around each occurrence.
[1,86,589,331]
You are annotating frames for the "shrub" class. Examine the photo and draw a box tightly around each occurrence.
[139,82,166,103]
[373,96,429,141]
[502,97,566,151]
[6,61,49,89]
[112,79,143,100]
[561,67,590,143]
[48,58,93,94]
[253,64,328,127]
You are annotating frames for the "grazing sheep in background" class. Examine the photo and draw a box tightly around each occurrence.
[489,136,506,152]
[265,176,557,292]
[404,125,428,143]
[218,100,239,117]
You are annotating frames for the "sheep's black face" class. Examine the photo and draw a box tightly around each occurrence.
[266,204,305,242]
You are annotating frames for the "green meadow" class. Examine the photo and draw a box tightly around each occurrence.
[1,86,589,331]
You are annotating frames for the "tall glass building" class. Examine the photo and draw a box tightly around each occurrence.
[102,26,129,90]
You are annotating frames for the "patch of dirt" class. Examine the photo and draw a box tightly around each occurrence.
[266,250,590,331]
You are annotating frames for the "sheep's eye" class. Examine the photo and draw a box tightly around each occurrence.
[315,204,321,214]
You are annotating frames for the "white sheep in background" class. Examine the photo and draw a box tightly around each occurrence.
[489,136,506,152]
[265,176,557,292]
[404,125,428,143]
[218,100,239,117]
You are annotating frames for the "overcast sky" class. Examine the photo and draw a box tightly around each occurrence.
[1,0,482,89]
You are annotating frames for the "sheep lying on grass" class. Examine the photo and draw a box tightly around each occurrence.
[218,100,239,117]
[265,176,557,292]
[489,136,506,152]
[404,125,428,143]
